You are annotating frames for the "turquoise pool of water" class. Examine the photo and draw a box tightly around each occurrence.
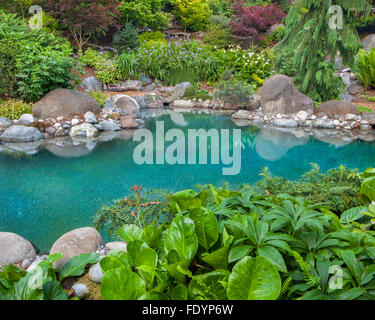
[1,111,375,252]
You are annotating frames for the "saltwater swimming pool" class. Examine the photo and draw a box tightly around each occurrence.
[1,111,375,251]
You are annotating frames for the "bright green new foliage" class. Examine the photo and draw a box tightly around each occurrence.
[227,256,281,300]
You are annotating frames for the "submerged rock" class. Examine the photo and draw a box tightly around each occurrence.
[45,141,96,158]
[120,116,139,129]
[0,232,36,268]
[2,141,42,154]
[273,119,299,128]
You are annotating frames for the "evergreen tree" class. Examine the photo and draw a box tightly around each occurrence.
[276,0,371,103]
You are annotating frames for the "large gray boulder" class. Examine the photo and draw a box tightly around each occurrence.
[255,75,314,115]
[362,34,375,51]
[314,100,360,116]
[33,89,101,119]
[0,125,43,142]
[0,232,36,268]
[50,227,104,269]
[111,94,140,116]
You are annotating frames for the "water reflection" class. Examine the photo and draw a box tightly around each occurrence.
[255,127,309,161]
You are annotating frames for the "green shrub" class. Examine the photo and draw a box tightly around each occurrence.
[203,24,235,48]
[0,36,20,97]
[354,48,375,91]
[256,164,363,214]
[79,48,121,84]
[119,0,172,30]
[0,10,77,102]
[16,42,78,102]
[139,31,166,45]
[213,71,255,107]
[207,0,232,17]
[174,0,212,31]
[95,59,121,84]
[95,177,375,300]
[182,85,212,100]
[0,99,33,120]
[79,48,104,68]
[112,23,140,53]
[89,91,107,108]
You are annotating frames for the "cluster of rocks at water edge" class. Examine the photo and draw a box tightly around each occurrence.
[231,75,375,138]
[0,228,127,299]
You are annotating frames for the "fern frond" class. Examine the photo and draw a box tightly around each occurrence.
[292,251,320,288]
[280,277,293,297]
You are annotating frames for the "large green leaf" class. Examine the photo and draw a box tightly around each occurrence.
[118,224,143,242]
[164,214,198,269]
[188,270,230,300]
[228,245,252,263]
[60,252,99,280]
[209,185,240,205]
[101,268,146,300]
[42,281,67,300]
[257,246,287,273]
[171,284,188,300]
[170,189,197,213]
[340,206,367,223]
[227,256,281,300]
[201,240,232,270]
[2,272,43,300]
[127,241,158,287]
[100,250,131,272]
[189,208,219,250]
[139,292,170,300]
[361,176,375,201]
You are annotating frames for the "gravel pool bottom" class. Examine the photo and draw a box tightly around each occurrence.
[1,112,375,252]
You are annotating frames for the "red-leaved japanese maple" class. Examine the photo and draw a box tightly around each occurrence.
[41,0,120,50]
[230,1,285,38]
